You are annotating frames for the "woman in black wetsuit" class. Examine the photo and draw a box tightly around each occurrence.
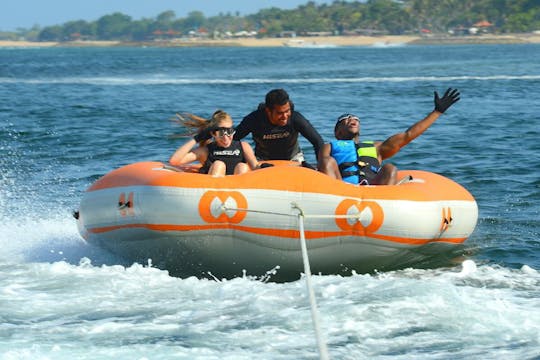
[169,110,259,177]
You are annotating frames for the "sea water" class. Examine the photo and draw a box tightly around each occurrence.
[1,44,539,359]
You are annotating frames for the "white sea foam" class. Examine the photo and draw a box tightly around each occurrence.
[458,259,478,276]
[0,209,119,266]
[1,74,540,85]
[0,260,538,359]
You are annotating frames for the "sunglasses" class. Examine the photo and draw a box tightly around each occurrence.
[337,114,359,123]
[215,127,236,137]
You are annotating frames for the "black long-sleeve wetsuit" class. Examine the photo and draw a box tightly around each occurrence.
[233,107,323,161]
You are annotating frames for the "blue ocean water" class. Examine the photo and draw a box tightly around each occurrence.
[1,44,539,359]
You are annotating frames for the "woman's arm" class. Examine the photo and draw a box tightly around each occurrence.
[169,139,207,166]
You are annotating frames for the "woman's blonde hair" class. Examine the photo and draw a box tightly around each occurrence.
[173,110,232,145]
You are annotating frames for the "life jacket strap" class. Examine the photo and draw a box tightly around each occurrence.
[342,169,366,177]
[339,161,380,175]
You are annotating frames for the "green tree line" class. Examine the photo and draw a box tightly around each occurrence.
[3,0,539,42]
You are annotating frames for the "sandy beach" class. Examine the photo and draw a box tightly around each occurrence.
[1,33,540,48]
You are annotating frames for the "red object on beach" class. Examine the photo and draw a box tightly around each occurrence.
[474,21,493,27]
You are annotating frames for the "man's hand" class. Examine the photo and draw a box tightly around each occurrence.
[434,88,460,113]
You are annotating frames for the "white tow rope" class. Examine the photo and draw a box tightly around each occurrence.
[220,202,362,360]
[292,203,330,360]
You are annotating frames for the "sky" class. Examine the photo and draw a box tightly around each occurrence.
[1,0,333,31]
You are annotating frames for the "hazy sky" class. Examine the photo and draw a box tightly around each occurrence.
[2,0,333,31]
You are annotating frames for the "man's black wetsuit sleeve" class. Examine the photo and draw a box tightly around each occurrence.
[233,114,252,141]
[294,112,324,158]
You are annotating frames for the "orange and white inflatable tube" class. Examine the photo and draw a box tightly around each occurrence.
[77,161,478,280]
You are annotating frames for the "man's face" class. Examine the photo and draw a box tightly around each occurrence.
[266,102,291,126]
[336,115,360,139]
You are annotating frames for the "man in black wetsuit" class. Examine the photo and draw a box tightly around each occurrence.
[233,89,324,163]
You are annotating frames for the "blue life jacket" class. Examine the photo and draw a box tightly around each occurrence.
[330,140,381,185]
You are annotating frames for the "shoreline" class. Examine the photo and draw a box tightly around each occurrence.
[1,34,540,48]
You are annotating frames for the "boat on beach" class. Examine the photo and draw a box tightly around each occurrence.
[283,39,338,48]
[371,41,406,48]
[76,161,478,281]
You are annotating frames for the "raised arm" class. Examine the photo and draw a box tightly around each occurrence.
[377,88,460,160]
[169,139,208,166]
[169,129,212,166]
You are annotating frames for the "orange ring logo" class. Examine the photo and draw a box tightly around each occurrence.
[335,199,384,233]
[198,191,248,223]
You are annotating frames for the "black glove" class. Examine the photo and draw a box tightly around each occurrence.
[434,88,460,113]
[259,163,274,169]
[193,127,213,142]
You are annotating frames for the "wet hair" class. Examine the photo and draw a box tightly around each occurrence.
[265,89,290,108]
[210,109,232,127]
[174,109,232,145]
